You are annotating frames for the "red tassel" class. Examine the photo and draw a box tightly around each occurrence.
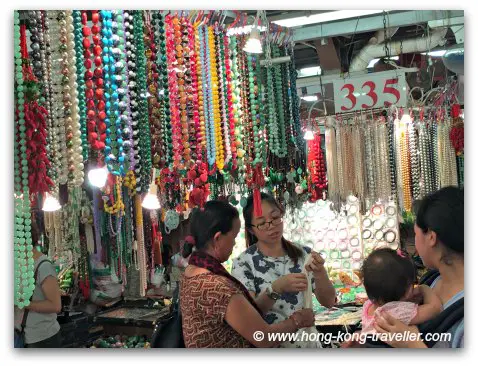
[253,188,262,217]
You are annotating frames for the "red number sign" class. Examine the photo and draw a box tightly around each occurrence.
[333,72,407,112]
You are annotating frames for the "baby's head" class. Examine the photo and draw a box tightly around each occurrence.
[361,248,416,306]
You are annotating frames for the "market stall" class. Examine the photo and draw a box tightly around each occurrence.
[13,9,464,347]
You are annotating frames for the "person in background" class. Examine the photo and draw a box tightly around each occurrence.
[374,186,464,348]
[360,248,442,334]
[180,200,315,348]
[15,221,62,348]
[232,193,336,348]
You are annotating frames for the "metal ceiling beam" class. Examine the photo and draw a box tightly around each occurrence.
[292,10,464,42]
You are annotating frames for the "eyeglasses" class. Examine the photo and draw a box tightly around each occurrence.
[251,217,283,231]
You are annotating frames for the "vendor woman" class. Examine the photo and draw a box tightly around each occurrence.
[232,192,336,347]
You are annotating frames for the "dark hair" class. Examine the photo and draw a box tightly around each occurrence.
[414,186,464,259]
[182,200,239,258]
[361,248,416,305]
[243,192,303,265]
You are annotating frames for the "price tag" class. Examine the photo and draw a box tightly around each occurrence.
[333,71,408,113]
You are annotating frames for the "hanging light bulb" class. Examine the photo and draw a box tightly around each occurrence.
[304,130,315,140]
[42,192,61,212]
[243,11,263,54]
[401,110,412,124]
[88,165,109,188]
[142,168,161,210]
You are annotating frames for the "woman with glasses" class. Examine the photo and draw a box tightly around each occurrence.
[232,193,336,348]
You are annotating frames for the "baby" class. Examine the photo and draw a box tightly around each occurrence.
[360,248,442,334]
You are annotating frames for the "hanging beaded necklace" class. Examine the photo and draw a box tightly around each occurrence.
[153,11,173,169]
[247,53,265,166]
[148,12,164,170]
[40,11,59,184]
[228,36,245,183]
[114,10,134,173]
[72,11,89,162]
[387,115,398,202]
[124,11,142,187]
[408,119,421,200]
[223,33,237,169]
[133,10,153,192]
[352,120,366,206]
[208,26,224,171]
[165,14,184,170]
[215,27,232,168]
[193,21,207,158]
[14,11,35,308]
[48,11,68,185]
[65,11,84,186]
[201,25,216,168]
[399,120,413,212]
[19,22,53,195]
[271,45,288,158]
[325,123,340,208]
[135,195,148,297]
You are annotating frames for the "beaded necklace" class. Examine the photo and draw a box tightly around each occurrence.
[148,12,164,170]
[223,33,237,169]
[40,12,59,184]
[72,11,89,162]
[272,45,288,158]
[408,120,420,200]
[247,54,265,166]
[114,10,134,173]
[399,121,413,212]
[48,11,68,185]
[135,195,148,297]
[352,121,366,205]
[208,26,224,171]
[193,22,207,156]
[65,11,84,186]
[14,11,35,308]
[335,123,346,201]
[153,12,173,168]
[81,11,106,153]
[215,28,232,168]
[202,25,216,168]
[325,124,340,208]
[133,10,153,192]
[387,115,398,202]
[363,121,376,203]
[189,20,203,163]
[229,36,245,182]
[20,22,53,195]
[307,132,327,201]
[418,121,432,196]
[124,11,142,185]
[165,15,183,170]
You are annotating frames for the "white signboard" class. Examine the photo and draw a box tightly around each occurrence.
[333,71,408,113]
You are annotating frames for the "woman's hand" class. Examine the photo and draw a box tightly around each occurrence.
[272,273,308,294]
[290,309,315,329]
[305,251,327,277]
[374,311,427,348]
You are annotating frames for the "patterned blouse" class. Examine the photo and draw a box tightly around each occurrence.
[180,273,253,348]
[232,244,315,325]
